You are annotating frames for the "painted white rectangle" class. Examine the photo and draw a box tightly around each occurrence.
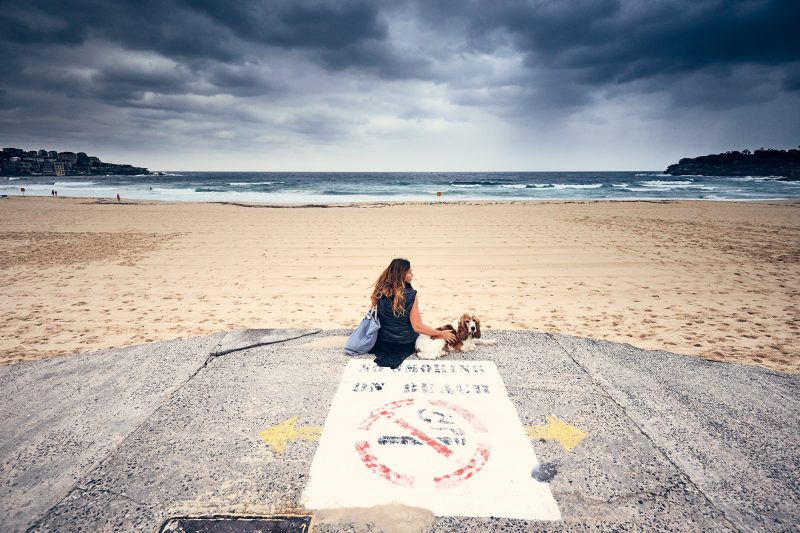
[301,360,561,520]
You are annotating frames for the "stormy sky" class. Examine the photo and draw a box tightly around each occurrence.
[1,0,799,171]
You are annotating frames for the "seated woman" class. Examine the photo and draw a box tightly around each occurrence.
[369,258,456,368]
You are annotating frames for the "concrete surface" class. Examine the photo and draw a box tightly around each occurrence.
[212,329,321,356]
[0,329,797,532]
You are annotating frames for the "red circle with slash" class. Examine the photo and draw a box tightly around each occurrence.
[354,398,491,489]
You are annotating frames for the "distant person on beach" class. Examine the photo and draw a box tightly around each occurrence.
[116,193,120,202]
[368,258,455,369]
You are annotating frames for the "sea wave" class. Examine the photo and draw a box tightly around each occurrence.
[525,183,554,188]
[620,187,671,192]
[500,184,527,189]
[449,180,501,186]
[54,181,96,186]
[552,183,603,189]
[730,176,783,182]
[228,181,278,186]
[639,180,693,187]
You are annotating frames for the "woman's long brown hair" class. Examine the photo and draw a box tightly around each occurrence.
[370,258,411,316]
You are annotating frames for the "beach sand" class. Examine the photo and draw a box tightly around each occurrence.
[1,197,798,373]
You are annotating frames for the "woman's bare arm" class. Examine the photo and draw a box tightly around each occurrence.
[410,298,456,342]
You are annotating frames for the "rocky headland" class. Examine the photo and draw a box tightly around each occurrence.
[665,148,800,179]
[1,146,149,176]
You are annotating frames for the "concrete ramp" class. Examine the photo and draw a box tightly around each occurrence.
[0,330,797,532]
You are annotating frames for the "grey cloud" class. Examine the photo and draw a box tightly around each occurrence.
[203,64,287,97]
[426,0,800,124]
[318,40,434,79]
[479,1,800,78]
[88,64,195,103]
[1,0,798,163]
[783,63,800,92]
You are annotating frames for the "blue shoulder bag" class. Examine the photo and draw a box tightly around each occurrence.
[343,307,380,356]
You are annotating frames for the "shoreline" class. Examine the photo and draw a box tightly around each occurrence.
[2,197,798,373]
[3,194,800,208]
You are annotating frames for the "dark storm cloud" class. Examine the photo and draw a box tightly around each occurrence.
[187,0,387,49]
[457,0,800,71]
[462,0,800,109]
[1,0,798,158]
[0,0,392,64]
[3,0,797,104]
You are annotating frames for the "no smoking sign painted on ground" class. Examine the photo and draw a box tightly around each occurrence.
[302,360,561,520]
[356,398,491,490]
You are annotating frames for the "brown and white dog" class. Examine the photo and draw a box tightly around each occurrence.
[415,313,496,360]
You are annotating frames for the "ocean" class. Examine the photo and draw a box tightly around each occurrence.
[3,171,799,203]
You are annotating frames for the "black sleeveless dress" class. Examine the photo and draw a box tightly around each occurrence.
[369,284,419,368]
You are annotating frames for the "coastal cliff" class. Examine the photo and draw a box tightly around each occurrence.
[665,148,800,179]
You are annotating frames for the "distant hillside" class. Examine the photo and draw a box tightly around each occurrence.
[665,148,800,179]
[1,146,149,177]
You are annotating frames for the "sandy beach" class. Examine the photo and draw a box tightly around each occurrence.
[0,196,798,373]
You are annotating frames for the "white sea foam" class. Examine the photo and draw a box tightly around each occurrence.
[500,184,527,189]
[228,181,277,186]
[526,183,553,188]
[611,183,629,187]
[450,183,481,188]
[635,173,671,177]
[53,181,97,186]
[552,183,603,189]
[639,180,693,187]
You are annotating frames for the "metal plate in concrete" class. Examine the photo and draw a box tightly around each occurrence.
[212,329,321,356]
[161,515,311,532]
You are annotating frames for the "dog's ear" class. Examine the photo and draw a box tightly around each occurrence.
[472,314,481,338]
[457,314,469,340]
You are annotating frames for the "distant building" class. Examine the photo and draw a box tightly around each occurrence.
[42,160,55,175]
[17,161,35,172]
[58,152,77,164]
[1,146,149,176]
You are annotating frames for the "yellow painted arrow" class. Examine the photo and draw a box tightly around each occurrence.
[526,416,586,452]
[260,417,322,454]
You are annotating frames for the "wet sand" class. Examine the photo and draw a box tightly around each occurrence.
[1,197,798,373]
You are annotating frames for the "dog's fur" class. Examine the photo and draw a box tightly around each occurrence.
[415,313,495,360]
